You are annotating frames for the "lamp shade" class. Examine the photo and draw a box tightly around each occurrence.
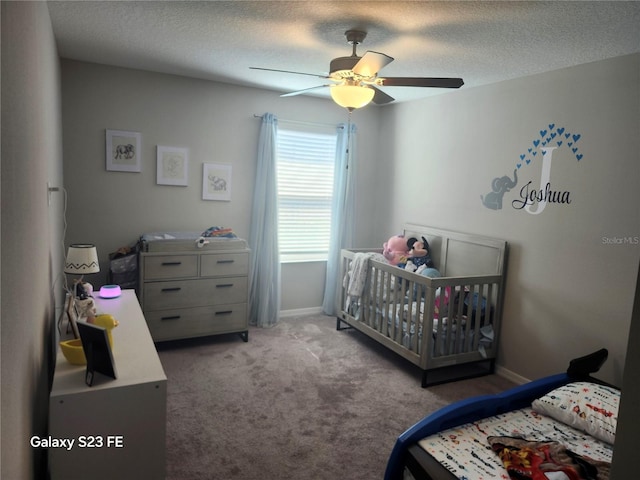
[64,244,100,274]
[330,84,375,110]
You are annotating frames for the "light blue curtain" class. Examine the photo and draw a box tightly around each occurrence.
[248,113,281,327]
[322,122,357,315]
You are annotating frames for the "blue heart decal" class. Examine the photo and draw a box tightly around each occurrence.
[528,148,532,153]
[526,159,531,164]
[568,142,573,147]
[573,134,581,142]
[565,133,570,138]
[540,129,547,137]
[517,163,522,169]
[572,147,578,153]
[533,140,540,147]
[520,154,525,160]
[549,123,555,130]
[576,154,583,161]
[550,132,556,139]
[532,151,537,156]
[557,141,563,147]
[557,127,565,135]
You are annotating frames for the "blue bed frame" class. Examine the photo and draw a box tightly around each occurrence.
[384,348,609,480]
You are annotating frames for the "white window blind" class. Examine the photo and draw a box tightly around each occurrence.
[276,123,337,262]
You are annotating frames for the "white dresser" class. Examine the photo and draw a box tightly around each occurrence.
[49,290,167,480]
[139,247,250,342]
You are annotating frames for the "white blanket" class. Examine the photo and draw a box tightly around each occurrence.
[344,252,386,297]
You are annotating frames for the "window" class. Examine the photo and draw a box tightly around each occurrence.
[276,122,338,262]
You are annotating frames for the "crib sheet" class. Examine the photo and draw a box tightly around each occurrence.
[417,407,613,480]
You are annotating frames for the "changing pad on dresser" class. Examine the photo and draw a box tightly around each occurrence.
[140,231,248,252]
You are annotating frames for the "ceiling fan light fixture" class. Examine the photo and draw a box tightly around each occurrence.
[330,84,375,110]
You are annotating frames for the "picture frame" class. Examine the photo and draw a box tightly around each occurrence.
[156,146,189,186]
[202,163,232,201]
[65,294,80,339]
[106,129,142,172]
[77,322,118,386]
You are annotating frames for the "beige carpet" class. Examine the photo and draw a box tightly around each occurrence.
[157,314,515,480]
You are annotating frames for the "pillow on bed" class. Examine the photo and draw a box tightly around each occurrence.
[531,381,620,445]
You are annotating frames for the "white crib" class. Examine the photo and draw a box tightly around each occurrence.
[337,224,508,387]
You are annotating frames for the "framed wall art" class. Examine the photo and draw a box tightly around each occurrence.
[202,163,232,201]
[156,146,189,186]
[106,129,142,172]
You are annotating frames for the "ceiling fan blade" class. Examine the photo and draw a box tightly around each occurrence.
[370,86,394,105]
[352,51,394,77]
[379,77,464,88]
[250,67,329,79]
[280,85,331,97]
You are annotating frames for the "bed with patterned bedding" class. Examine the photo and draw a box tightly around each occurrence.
[384,348,619,480]
[337,224,508,387]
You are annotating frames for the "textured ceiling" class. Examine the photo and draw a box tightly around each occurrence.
[47,1,640,104]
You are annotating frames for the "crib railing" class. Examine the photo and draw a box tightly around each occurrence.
[339,249,504,372]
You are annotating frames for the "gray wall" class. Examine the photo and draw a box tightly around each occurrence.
[60,60,381,312]
[1,2,64,478]
[375,54,640,386]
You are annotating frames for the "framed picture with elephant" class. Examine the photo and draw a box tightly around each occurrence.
[106,129,142,172]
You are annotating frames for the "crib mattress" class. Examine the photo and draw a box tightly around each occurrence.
[140,231,248,252]
[417,407,613,479]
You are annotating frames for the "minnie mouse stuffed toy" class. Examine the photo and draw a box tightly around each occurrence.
[405,236,436,273]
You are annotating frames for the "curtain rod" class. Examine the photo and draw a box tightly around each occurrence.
[252,114,343,129]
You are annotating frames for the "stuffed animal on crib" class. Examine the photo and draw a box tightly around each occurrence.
[406,236,436,273]
[383,234,410,266]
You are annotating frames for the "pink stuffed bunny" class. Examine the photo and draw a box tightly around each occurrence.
[383,234,410,266]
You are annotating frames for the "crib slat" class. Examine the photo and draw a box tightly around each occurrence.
[434,286,447,357]
[406,276,416,352]
[371,266,379,329]
[464,284,478,352]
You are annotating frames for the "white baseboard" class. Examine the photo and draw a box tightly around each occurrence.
[495,365,531,385]
[279,306,325,318]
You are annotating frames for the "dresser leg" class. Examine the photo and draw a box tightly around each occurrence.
[239,330,249,342]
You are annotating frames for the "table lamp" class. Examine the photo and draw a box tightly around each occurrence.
[64,244,100,298]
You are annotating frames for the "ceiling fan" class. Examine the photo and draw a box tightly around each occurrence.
[250,30,464,111]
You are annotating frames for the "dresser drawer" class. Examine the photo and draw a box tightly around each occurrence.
[143,255,198,280]
[143,277,248,310]
[145,304,247,342]
[200,252,249,277]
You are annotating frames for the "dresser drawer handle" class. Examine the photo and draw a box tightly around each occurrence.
[217,259,234,264]
[161,261,182,266]
[161,315,181,321]
[216,283,234,288]
[161,287,182,292]
[215,310,233,316]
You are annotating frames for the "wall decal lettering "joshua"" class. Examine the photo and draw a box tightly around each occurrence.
[512,181,571,210]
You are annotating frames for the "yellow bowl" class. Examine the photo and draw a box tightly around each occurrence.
[60,339,86,365]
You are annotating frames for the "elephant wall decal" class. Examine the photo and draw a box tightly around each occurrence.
[481,169,518,210]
